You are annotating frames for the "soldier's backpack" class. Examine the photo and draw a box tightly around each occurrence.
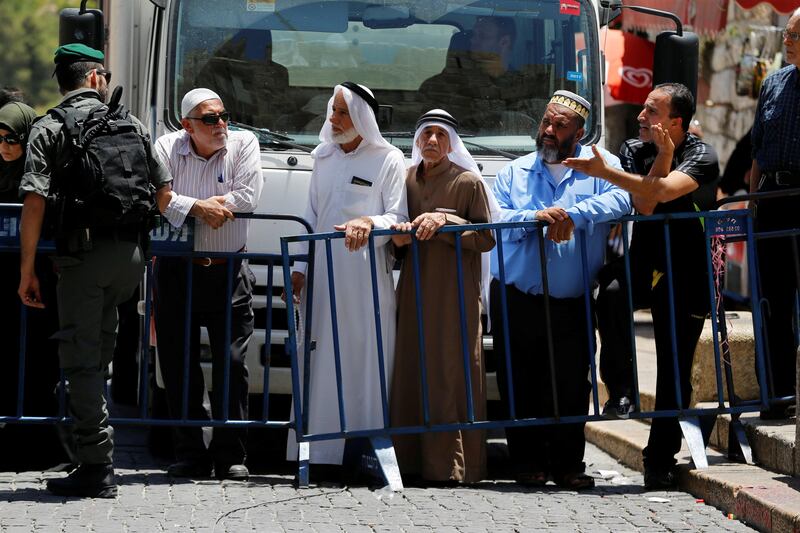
[46,87,155,238]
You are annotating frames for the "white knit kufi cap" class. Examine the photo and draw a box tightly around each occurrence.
[181,88,222,118]
[549,90,591,120]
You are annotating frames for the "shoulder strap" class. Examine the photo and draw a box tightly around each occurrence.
[47,106,81,140]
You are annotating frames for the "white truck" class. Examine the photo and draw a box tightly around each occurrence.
[61,0,695,420]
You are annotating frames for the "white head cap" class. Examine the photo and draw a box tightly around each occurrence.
[181,88,222,118]
[313,83,399,159]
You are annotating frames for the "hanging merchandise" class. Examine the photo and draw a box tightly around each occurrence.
[735,32,772,98]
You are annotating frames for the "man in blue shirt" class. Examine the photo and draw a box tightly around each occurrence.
[489,90,630,490]
[749,8,800,420]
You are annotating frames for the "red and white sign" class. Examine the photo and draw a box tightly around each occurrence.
[735,0,800,14]
[560,0,581,16]
[604,29,655,106]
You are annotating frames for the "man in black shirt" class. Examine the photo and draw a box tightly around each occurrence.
[565,83,719,489]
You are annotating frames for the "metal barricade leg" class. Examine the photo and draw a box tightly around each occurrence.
[728,416,753,463]
[297,441,310,487]
[366,437,403,491]
[678,417,709,469]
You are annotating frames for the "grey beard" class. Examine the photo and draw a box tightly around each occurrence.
[538,143,560,163]
[332,128,359,145]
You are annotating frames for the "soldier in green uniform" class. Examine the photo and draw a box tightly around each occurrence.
[17,44,172,498]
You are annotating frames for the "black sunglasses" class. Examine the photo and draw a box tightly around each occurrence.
[186,112,230,125]
[86,68,112,84]
[0,133,21,145]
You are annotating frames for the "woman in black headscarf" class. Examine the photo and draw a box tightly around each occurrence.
[0,101,69,470]
[0,101,36,201]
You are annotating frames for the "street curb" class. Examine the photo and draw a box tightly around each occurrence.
[586,419,800,532]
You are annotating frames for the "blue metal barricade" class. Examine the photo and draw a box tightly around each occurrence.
[2,198,798,487]
[0,206,314,439]
[280,208,780,488]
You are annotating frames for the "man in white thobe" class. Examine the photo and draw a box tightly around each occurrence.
[287,82,408,466]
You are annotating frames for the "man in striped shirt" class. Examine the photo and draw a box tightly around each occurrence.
[153,88,263,481]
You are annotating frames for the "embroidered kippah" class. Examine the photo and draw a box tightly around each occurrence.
[548,90,591,120]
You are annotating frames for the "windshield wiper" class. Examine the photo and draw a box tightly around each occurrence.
[382,131,519,160]
[229,121,314,153]
[460,139,519,160]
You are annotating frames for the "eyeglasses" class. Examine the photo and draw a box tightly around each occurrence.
[96,68,112,83]
[0,134,21,145]
[186,112,230,125]
[784,30,800,42]
[85,68,112,84]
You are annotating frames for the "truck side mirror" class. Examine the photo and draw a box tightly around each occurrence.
[653,31,699,109]
[59,3,105,51]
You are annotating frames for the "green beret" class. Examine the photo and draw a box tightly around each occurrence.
[54,43,104,65]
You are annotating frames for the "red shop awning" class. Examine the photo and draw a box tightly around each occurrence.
[735,0,800,13]
[604,29,655,105]
[619,0,728,36]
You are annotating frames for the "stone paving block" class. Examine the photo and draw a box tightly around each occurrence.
[0,438,759,533]
[307,522,343,533]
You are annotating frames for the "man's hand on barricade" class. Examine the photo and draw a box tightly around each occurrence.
[411,212,446,241]
[18,271,45,309]
[546,216,575,243]
[534,206,569,224]
[281,271,305,304]
[191,198,234,229]
[563,145,608,179]
[390,221,413,247]
[334,216,374,251]
[534,207,574,242]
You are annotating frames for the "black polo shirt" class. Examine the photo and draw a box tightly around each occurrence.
[620,133,720,289]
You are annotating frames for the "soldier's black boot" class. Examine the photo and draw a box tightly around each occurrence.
[47,463,118,498]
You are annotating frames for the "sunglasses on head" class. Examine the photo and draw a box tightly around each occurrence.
[0,133,21,145]
[186,112,230,125]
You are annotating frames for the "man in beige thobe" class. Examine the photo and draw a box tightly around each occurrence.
[389,109,495,484]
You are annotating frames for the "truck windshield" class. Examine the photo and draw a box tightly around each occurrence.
[170,0,600,155]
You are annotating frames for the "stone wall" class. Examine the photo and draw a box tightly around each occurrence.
[695,2,783,171]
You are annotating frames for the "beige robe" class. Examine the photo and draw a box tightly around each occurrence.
[390,158,495,483]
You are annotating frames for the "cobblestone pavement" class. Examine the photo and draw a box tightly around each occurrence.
[0,427,757,533]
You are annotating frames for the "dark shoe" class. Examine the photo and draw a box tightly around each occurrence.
[553,472,595,490]
[759,406,791,420]
[167,460,212,478]
[643,468,676,490]
[47,463,117,499]
[308,464,344,484]
[515,471,548,487]
[421,478,461,488]
[215,464,249,480]
[603,396,635,419]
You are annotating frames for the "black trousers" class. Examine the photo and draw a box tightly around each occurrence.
[755,187,800,401]
[154,257,254,466]
[490,280,592,477]
[0,253,69,470]
[597,258,708,471]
